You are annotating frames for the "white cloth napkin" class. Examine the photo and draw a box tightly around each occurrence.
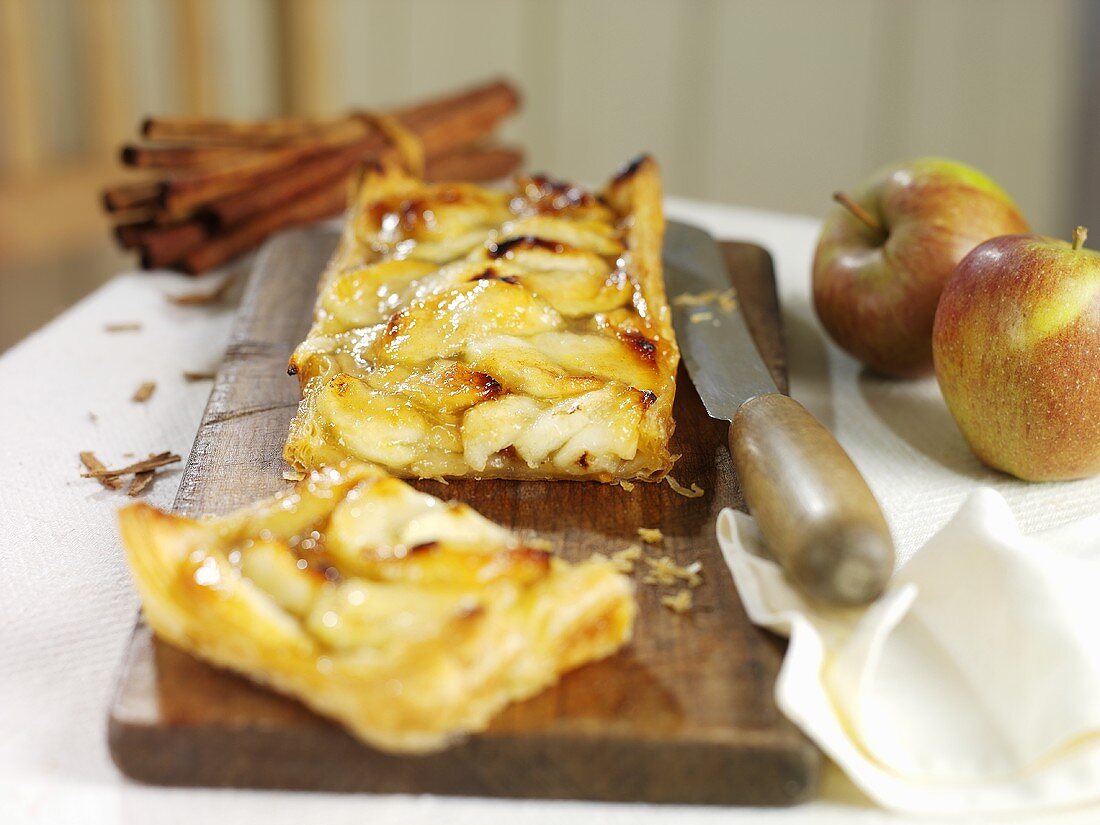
[718,489,1100,815]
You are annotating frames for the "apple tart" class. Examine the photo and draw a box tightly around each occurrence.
[118,461,635,753]
[284,155,679,481]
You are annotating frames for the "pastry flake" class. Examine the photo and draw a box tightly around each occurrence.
[285,156,679,482]
[118,462,635,753]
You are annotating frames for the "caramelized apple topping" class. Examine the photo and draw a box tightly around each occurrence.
[286,159,678,482]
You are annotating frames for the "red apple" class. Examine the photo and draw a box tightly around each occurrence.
[813,158,1029,377]
[932,228,1100,481]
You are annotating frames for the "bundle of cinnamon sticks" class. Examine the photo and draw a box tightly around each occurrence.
[102,79,523,275]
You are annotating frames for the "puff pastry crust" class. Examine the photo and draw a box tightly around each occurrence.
[285,156,679,481]
[119,462,635,753]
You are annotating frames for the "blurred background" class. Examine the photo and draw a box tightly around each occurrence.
[1,0,1094,351]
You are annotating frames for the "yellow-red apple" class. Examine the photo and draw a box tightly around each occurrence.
[813,158,1029,377]
[932,228,1100,481]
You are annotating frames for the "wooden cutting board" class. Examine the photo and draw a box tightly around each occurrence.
[108,228,819,805]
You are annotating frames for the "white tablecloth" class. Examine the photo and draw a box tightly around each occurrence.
[3,199,1098,824]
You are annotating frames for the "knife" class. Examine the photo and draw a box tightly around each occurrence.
[664,220,894,606]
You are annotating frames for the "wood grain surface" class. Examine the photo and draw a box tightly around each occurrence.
[108,228,818,805]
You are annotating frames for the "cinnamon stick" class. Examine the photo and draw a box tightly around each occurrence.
[178,177,349,275]
[424,144,524,182]
[196,83,520,229]
[393,78,519,132]
[102,180,160,213]
[139,222,209,269]
[107,79,520,221]
[114,218,208,266]
[394,79,520,157]
[141,114,341,144]
[157,119,373,221]
[105,79,523,273]
[114,219,154,249]
[121,143,251,169]
[109,218,209,267]
[159,79,519,222]
[199,137,396,228]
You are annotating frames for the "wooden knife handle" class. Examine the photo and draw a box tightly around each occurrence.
[729,393,894,606]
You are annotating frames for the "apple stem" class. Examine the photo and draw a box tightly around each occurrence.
[1073,226,1088,251]
[833,192,883,236]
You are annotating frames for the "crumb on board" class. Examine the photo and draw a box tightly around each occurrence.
[80,451,122,491]
[282,469,305,482]
[689,311,714,323]
[671,288,737,313]
[643,556,680,586]
[643,556,703,588]
[661,589,693,614]
[666,476,704,498]
[127,468,155,497]
[104,321,142,333]
[132,381,156,403]
[679,561,704,588]
[618,480,635,492]
[183,370,217,382]
[610,544,643,573]
[637,526,663,544]
[81,452,180,481]
[80,451,179,497]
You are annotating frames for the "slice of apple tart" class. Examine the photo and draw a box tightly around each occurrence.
[285,155,679,482]
[119,461,634,753]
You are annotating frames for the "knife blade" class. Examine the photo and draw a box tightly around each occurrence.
[664,221,777,415]
[663,220,895,606]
